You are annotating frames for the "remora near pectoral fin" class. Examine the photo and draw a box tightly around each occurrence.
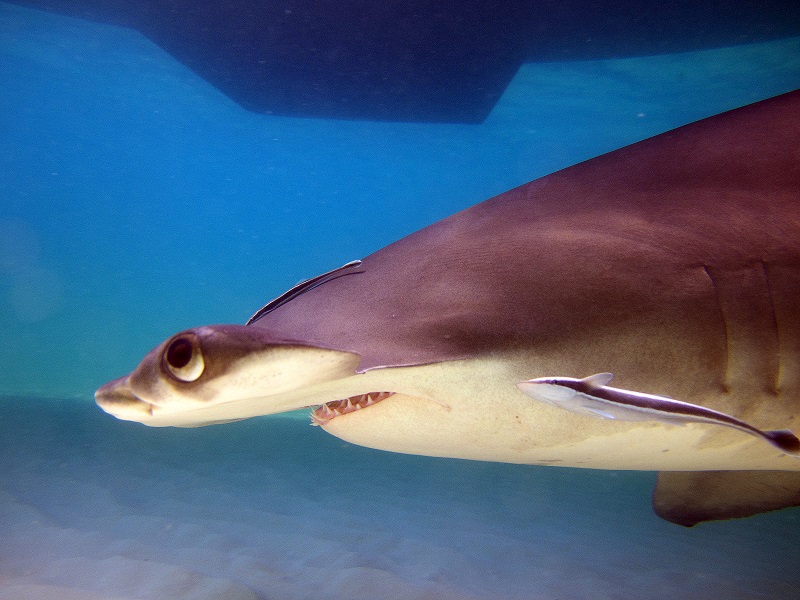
[517,374,800,455]
[653,471,800,526]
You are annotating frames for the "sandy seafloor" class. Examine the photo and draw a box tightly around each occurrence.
[2,3,800,599]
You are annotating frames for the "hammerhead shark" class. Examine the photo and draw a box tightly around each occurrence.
[96,89,800,526]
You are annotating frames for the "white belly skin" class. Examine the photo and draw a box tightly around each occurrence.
[319,351,800,472]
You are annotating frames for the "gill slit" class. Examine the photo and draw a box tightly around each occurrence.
[760,259,782,395]
[702,264,731,394]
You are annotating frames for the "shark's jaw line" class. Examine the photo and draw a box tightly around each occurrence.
[311,391,395,425]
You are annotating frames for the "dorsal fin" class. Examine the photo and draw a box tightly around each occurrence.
[765,430,800,455]
[582,372,614,388]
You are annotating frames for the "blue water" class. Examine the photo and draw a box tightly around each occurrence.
[1,2,800,598]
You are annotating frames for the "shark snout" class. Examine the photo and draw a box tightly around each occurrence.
[95,377,154,419]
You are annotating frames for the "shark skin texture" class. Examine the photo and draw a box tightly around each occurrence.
[97,89,800,525]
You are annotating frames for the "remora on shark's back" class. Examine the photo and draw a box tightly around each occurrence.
[97,89,800,526]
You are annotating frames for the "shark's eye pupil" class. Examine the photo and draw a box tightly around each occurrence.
[163,334,205,382]
[167,338,193,368]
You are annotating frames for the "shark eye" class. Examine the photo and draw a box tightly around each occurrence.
[163,335,205,382]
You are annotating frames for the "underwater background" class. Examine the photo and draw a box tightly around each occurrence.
[2,2,800,598]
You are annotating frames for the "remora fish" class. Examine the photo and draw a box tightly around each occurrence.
[517,373,800,455]
[96,89,800,526]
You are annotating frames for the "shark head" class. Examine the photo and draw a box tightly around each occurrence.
[95,325,362,426]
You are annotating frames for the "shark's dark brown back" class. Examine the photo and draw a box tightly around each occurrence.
[249,90,800,373]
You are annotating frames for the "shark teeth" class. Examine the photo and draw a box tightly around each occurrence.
[311,391,394,426]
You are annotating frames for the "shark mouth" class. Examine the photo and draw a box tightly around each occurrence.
[311,391,395,425]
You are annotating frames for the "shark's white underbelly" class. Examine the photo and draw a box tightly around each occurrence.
[319,353,800,472]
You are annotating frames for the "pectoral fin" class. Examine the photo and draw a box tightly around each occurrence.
[652,471,800,526]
